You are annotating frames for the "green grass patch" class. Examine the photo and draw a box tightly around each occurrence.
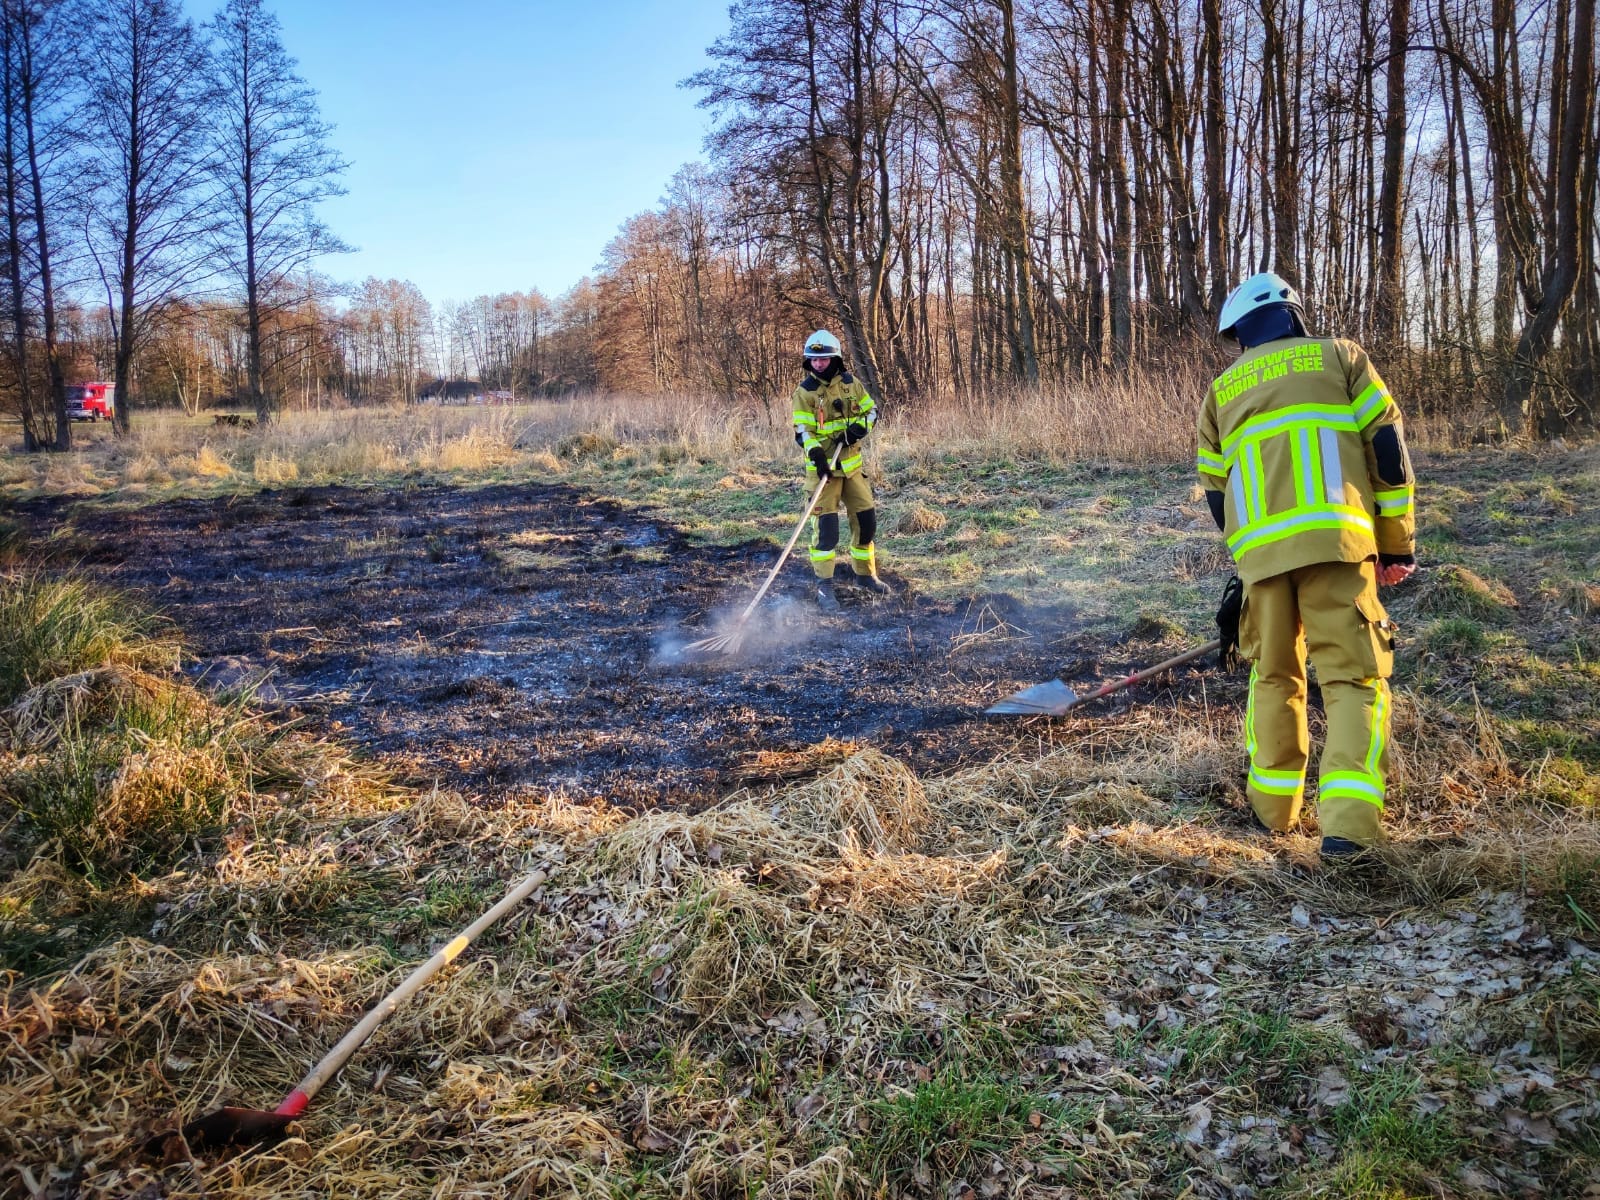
[1319,1063,1464,1197]
[1413,564,1518,623]
[0,571,177,705]
[851,1064,1089,1189]
[1159,1002,1341,1101]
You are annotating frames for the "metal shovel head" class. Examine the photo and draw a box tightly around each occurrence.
[144,1106,296,1157]
[986,679,1082,716]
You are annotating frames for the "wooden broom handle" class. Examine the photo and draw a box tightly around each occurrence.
[731,443,844,625]
[273,867,548,1117]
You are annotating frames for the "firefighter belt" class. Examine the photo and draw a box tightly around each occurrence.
[1239,558,1396,845]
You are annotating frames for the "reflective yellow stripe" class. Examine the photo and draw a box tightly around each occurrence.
[1250,766,1306,796]
[793,412,818,426]
[1228,505,1374,557]
[840,453,863,473]
[1246,667,1306,796]
[1353,384,1389,429]
[1245,666,1258,760]
[1197,447,1226,475]
[1364,680,1388,778]
[1221,404,1360,460]
[1246,444,1265,523]
[1290,430,1308,508]
[1319,770,1384,808]
[808,546,835,562]
[1374,486,1413,517]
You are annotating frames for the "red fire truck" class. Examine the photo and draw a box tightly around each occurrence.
[66,382,116,422]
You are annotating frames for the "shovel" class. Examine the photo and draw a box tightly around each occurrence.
[987,639,1222,716]
[145,866,547,1155]
[684,443,845,655]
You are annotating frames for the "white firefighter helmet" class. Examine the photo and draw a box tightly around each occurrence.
[802,329,843,359]
[1218,272,1304,336]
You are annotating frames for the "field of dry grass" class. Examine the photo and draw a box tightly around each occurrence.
[1,394,1598,1197]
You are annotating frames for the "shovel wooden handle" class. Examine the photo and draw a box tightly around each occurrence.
[274,866,548,1116]
[729,443,844,627]
[1070,639,1222,707]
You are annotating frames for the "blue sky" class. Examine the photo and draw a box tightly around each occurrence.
[225,0,731,305]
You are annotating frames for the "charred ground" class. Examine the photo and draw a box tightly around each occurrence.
[12,480,1204,807]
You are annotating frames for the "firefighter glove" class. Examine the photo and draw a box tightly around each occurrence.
[808,446,831,475]
[1216,574,1243,671]
[844,420,868,444]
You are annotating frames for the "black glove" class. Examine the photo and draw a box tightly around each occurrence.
[1216,574,1243,671]
[844,420,868,445]
[808,446,830,475]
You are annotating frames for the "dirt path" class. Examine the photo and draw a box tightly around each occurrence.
[17,480,1188,806]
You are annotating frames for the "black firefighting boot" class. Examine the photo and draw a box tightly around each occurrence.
[1320,836,1367,859]
[815,577,840,611]
[855,571,891,596]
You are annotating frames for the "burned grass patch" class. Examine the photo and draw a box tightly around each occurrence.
[7,479,1157,806]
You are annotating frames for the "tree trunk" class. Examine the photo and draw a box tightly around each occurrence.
[1202,0,1228,315]
[1501,0,1595,435]
[997,0,1039,384]
[1374,0,1409,348]
[1104,0,1134,362]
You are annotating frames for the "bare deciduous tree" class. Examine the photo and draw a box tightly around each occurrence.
[208,0,347,424]
[78,0,216,436]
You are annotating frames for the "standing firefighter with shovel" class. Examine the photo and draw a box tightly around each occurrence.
[792,329,891,608]
[1199,273,1418,860]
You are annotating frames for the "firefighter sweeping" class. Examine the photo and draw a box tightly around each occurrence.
[791,329,892,609]
[1198,272,1418,859]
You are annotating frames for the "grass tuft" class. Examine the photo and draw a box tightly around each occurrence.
[895,502,948,533]
[1414,564,1518,621]
[0,572,177,707]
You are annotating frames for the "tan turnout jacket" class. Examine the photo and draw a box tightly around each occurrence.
[1196,337,1415,584]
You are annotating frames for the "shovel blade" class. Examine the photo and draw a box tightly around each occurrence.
[986,679,1081,716]
[144,1106,296,1157]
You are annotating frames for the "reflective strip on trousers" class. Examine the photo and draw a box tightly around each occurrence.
[1247,668,1306,796]
[1250,765,1305,795]
[1319,680,1389,809]
[1318,770,1384,808]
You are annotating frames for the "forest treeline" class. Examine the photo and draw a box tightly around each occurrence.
[7,0,1596,444]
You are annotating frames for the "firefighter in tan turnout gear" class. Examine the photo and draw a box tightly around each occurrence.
[792,329,891,609]
[1198,273,1418,858]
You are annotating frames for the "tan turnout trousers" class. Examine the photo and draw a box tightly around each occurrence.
[809,472,877,579]
[1239,558,1396,844]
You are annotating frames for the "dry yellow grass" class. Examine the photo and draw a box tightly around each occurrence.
[0,367,1514,506]
[5,709,1595,1197]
